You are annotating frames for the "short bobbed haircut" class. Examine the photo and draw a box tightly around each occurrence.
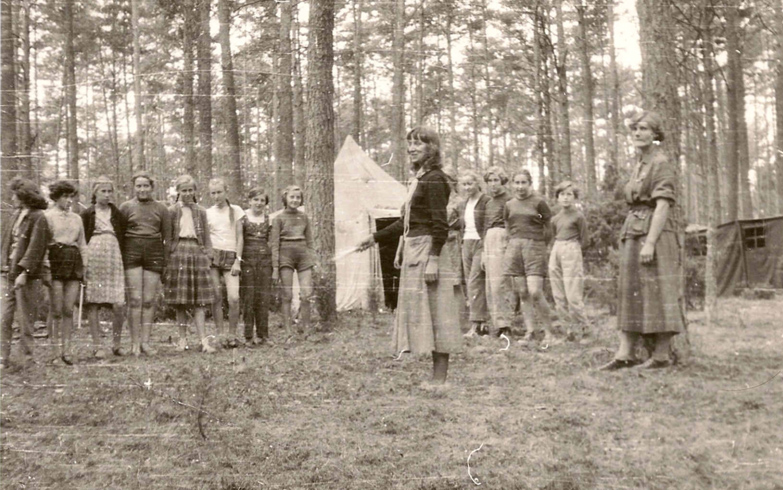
[554,180,580,199]
[131,171,155,188]
[483,166,509,185]
[49,180,78,201]
[511,169,533,185]
[281,185,303,208]
[628,110,665,142]
[248,187,269,205]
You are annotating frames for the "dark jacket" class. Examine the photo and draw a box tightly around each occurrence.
[168,203,213,257]
[12,209,49,279]
[373,168,451,256]
[80,203,127,255]
[457,193,491,243]
[1,208,21,273]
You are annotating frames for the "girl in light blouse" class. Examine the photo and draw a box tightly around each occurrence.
[45,180,88,365]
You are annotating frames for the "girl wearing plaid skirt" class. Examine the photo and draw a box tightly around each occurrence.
[165,175,216,353]
[81,177,127,358]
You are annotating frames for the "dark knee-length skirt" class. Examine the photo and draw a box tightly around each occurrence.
[617,231,685,335]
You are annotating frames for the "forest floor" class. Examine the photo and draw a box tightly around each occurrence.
[1,296,782,489]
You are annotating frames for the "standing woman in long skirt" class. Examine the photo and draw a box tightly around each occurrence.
[81,177,127,358]
[120,172,171,356]
[599,111,685,370]
[358,127,462,385]
[45,180,89,365]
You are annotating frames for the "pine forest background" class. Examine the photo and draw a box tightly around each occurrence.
[2,0,783,318]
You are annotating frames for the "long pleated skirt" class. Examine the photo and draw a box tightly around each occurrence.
[393,234,463,356]
[84,233,125,304]
[616,231,685,335]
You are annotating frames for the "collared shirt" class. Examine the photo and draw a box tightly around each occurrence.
[463,196,481,240]
[45,207,87,256]
[620,146,677,239]
[178,203,197,238]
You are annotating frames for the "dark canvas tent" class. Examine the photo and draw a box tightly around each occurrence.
[712,216,783,296]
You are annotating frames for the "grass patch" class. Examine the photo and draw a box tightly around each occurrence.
[2,298,782,488]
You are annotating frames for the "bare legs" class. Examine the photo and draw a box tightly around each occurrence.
[176,306,213,353]
[125,267,160,356]
[88,303,125,357]
[279,267,314,337]
[210,269,241,343]
[49,279,80,363]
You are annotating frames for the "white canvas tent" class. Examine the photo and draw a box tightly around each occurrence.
[273,136,406,312]
[334,135,407,311]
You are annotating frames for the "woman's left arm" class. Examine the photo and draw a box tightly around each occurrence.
[232,216,243,276]
[639,198,670,264]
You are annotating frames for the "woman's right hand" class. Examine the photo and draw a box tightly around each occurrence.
[272,268,279,282]
[356,235,375,252]
[14,272,27,289]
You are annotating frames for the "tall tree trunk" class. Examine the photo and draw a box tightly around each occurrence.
[725,0,742,221]
[446,6,458,172]
[292,0,306,184]
[351,0,363,145]
[606,0,621,194]
[131,0,145,172]
[414,0,424,124]
[637,0,687,359]
[64,0,79,185]
[576,4,596,200]
[183,0,197,178]
[391,0,407,182]
[533,6,545,192]
[218,0,242,199]
[304,0,336,321]
[276,0,294,196]
[776,0,783,214]
[1,0,18,186]
[702,2,721,327]
[481,0,494,167]
[554,0,571,180]
[468,20,480,170]
[18,0,32,178]
[197,0,213,180]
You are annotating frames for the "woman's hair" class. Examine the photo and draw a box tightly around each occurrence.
[174,174,198,202]
[483,166,509,185]
[131,171,155,188]
[512,169,533,185]
[406,126,442,170]
[458,170,481,185]
[628,110,665,142]
[554,180,579,199]
[248,186,269,205]
[11,177,48,210]
[208,177,228,192]
[91,176,114,204]
[49,180,78,201]
[281,185,304,208]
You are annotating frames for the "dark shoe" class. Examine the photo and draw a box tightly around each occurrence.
[636,358,672,369]
[496,327,511,338]
[61,354,74,366]
[598,359,637,371]
[477,324,490,336]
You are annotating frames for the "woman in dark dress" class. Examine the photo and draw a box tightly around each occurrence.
[599,111,686,370]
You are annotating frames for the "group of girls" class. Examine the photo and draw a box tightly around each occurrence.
[453,167,589,346]
[1,172,316,369]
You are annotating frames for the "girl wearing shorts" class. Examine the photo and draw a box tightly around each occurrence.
[45,180,88,365]
[165,175,216,354]
[81,177,127,358]
[503,170,555,346]
[120,172,171,356]
[239,187,273,345]
[270,185,317,337]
